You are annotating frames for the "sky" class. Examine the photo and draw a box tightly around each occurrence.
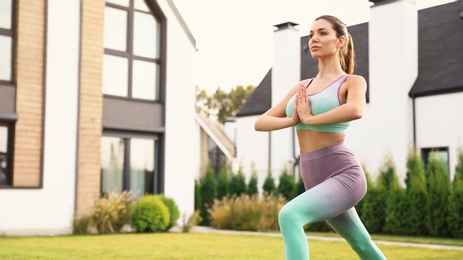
[174,0,456,93]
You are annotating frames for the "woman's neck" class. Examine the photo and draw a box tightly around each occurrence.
[316,56,344,79]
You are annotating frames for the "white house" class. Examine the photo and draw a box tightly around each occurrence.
[230,0,463,186]
[0,0,198,235]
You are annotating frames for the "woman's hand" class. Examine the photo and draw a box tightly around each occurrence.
[290,95,301,126]
[296,83,313,124]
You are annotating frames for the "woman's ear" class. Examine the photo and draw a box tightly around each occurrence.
[338,36,346,47]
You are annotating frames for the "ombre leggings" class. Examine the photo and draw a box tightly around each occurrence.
[278,142,386,259]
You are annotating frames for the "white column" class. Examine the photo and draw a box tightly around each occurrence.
[271,22,300,177]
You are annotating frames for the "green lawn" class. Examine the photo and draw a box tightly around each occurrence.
[0,232,462,259]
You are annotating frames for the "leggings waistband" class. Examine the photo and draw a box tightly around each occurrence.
[300,141,349,160]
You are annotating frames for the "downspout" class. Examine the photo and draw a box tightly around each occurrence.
[268,132,271,172]
[74,0,83,217]
[292,129,299,177]
[412,96,417,147]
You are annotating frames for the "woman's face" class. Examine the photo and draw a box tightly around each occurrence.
[308,19,342,59]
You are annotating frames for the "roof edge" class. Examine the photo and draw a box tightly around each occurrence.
[409,84,463,98]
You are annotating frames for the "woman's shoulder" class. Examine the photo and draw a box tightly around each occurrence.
[345,74,367,87]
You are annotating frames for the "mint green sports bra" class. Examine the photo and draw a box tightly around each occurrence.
[286,74,349,134]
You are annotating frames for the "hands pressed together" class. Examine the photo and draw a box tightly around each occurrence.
[291,83,313,126]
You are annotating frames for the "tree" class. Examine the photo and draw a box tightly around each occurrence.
[247,166,259,196]
[403,146,427,236]
[195,85,255,123]
[230,168,247,197]
[277,167,295,200]
[217,166,230,200]
[263,171,276,195]
[199,166,217,225]
[448,146,463,238]
[426,151,450,237]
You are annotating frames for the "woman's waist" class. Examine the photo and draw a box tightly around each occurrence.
[297,130,345,153]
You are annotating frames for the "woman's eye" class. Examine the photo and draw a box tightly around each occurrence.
[309,34,313,39]
[320,31,327,36]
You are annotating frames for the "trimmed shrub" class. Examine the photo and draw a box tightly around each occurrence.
[447,146,463,238]
[155,194,180,229]
[208,193,286,231]
[361,185,387,233]
[426,151,451,237]
[294,175,305,197]
[232,168,247,197]
[90,191,136,234]
[194,179,201,210]
[130,195,170,233]
[403,147,427,236]
[199,166,217,225]
[217,166,230,200]
[263,171,276,195]
[277,167,295,200]
[384,185,408,235]
[247,171,259,196]
[355,165,372,219]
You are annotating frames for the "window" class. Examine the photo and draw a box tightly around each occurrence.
[0,123,13,186]
[103,0,161,101]
[421,147,449,173]
[101,135,158,197]
[0,0,14,83]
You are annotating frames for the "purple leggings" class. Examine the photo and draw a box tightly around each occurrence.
[278,142,386,259]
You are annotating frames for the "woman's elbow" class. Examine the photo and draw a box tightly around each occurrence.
[350,106,364,120]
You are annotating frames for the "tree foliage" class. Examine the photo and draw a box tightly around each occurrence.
[448,146,463,238]
[195,85,255,123]
[217,166,230,200]
[277,167,295,200]
[425,151,450,237]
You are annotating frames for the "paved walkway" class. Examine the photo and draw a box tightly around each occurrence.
[192,226,463,251]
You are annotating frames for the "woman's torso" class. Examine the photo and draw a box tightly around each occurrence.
[288,74,349,153]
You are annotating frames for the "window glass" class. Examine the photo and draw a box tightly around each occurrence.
[104,7,127,52]
[103,54,128,97]
[133,11,159,59]
[130,138,155,197]
[0,35,12,81]
[0,0,12,30]
[134,0,150,12]
[0,125,8,184]
[101,136,125,194]
[106,0,129,7]
[132,60,158,100]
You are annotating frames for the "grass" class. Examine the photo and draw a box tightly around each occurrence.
[307,231,463,247]
[0,232,462,259]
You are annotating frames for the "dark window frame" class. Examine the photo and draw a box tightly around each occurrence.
[0,121,15,187]
[103,0,165,103]
[421,146,450,174]
[0,0,16,85]
[100,132,161,196]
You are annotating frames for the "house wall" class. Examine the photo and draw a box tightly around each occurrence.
[346,0,417,183]
[0,0,197,234]
[13,0,46,187]
[159,0,197,219]
[0,0,80,235]
[76,0,105,217]
[415,93,463,181]
[234,116,274,191]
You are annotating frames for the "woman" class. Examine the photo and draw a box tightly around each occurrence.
[254,15,386,260]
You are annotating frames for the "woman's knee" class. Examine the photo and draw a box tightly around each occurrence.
[278,203,296,225]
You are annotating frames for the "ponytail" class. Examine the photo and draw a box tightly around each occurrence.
[339,33,355,74]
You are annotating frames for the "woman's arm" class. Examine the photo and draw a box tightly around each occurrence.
[254,83,301,132]
[297,75,366,125]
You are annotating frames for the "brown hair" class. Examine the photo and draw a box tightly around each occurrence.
[315,15,355,74]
